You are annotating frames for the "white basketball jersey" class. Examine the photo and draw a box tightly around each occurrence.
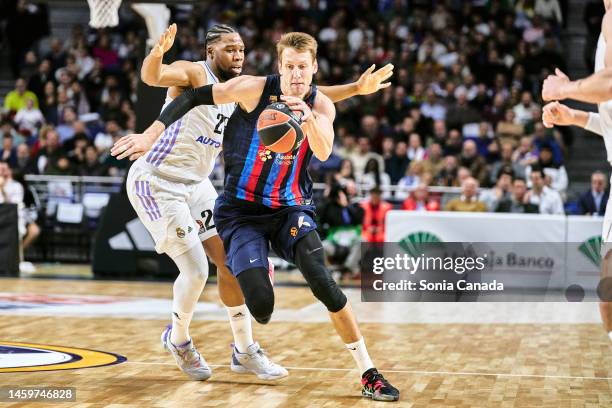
[594,33,612,165]
[144,61,235,182]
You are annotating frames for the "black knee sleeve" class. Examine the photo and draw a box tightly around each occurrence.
[237,268,274,324]
[295,231,347,313]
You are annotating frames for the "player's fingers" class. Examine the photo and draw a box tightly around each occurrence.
[555,68,569,79]
[364,64,375,76]
[110,138,131,156]
[375,63,394,77]
[129,152,143,161]
[116,145,136,160]
[378,82,392,90]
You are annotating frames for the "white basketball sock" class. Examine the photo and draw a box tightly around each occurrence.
[170,246,209,346]
[345,337,374,376]
[226,304,254,353]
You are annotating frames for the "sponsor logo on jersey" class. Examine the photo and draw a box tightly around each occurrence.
[0,341,126,373]
[259,149,272,162]
[290,227,298,237]
[176,227,186,238]
[274,153,296,165]
[195,136,222,149]
[269,96,278,103]
[187,226,193,234]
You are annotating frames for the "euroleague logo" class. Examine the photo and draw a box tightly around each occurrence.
[0,341,126,373]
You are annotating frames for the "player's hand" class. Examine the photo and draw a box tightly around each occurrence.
[542,68,571,102]
[111,132,157,161]
[281,95,312,122]
[542,101,575,128]
[150,23,177,58]
[356,64,394,96]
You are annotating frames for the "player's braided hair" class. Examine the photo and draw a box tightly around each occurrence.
[205,24,238,49]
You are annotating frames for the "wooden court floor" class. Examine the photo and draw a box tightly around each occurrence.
[0,277,611,408]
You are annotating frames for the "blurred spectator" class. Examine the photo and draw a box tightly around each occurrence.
[45,38,67,73]
[0,134,18,168]
[444,177,487,212]
[525,144,568,195]
[347,136,383,178]
[532,123,563,165]
[446,89,481,130]
[535,0,563,25]
[14,97,45,135]
[459,140,489,186]
[0,120,25,148]
[496,177,540,213]
[36,128,66,174]
[402,183,440,212]
[397,161,426,199]
[577,171,608,216]
[385,141,409,184]
[407,133,426,161]
[421,142,444,177]
[361,187,392,243]
[496,109,525,143]
[513,136,539,167]
[94,120,123,153]
[4,78,38,112]
[436,155,459,187]
[480,166,514,211]
[334,158,356,188]
[358,158,391,199]
[319,185,364,277]
[444,129,463,156]
[27,58,52,102]
[13,143,38,177]
[513,91,539,125]
[490,141,527,185]
[80,145,107,177]
[526,167,565,214]
[420,88,446,121]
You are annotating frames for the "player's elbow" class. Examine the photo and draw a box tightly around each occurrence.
[314,146,332,162]
[140,70,158,87]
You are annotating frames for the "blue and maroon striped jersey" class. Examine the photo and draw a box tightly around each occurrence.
[222,75,317,207]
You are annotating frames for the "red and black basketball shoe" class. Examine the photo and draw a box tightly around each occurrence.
[361,368,400,402]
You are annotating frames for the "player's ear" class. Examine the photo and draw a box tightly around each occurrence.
[313,60,318,75]
[277,58,282,74]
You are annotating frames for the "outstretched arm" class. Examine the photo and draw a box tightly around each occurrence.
[318,64,393,103]
[542,101,603,136]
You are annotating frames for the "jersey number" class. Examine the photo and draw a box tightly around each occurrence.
[214,113,229,135]
[200,209,215,231]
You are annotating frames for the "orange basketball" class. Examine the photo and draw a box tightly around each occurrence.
[256,102,304,153]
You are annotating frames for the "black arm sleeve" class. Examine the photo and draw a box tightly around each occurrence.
[157,84,215,127]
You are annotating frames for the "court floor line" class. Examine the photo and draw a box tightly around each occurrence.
[124,361,612,381]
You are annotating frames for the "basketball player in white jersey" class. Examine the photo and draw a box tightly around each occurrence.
[540,0,612,343]
[111,24,394,379]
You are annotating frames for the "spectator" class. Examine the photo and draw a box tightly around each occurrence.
[0,134,18,168]
[14,97,45,135]
[402,183,440,212]
[532,122,563,165]
[496,109,525,143]
[0,120,25,147]
[385,141,410,184]
[407,133,426,161]
[513,135,539,167]
[420,88,446,121]
[490,141,527,185]
[334,158,356,189]
[397,161,426,199]
[444,177,488,212]
[526,167,565,215]
[459,140,489,186]
[421,142,444,177]
[318,186,364,277]
[535,0,563,25]
[13,143,38,177]
[445,89,481,131]
[525,144,568,196]
[347,136,383,178]
[577,171,609,216]
[79,145,107,177]
[436,155,459,187]
[0,162,40,273]
[361,187,393,243]
[358,158,392,199]
[513,91,539,125]
[496,177,540,213]
[480,166,514,211]
[36,128,66,174]
[444,129,463,156]
[56,107,78,143]
[4,78,39,112]
[94,120,123,153]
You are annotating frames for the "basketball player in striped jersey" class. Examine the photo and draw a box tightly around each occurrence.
[541,0,612,343]
[111,25,394,381]
[120,32,399,401]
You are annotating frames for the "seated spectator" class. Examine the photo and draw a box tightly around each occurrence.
[0,162,40,273]
[532,122,563,165]
[358,158,392,199]
[334,158,356,188]
[496,177,540,213]
[318,185,364,277]
[14,97,45,135]
[480,166,514,211]
[0,120,25,147]
[407,133,426,161]
[525,144,568,196]
[361,187,393,243]
[13,143,38,177]
[496,109,525,142]
[56,107,78,144]
[79,145,107,177]
[402,183,440,212]
[3,78,39,112]
[347,136,384,178]
[421,142,444,176]
[94,120,123,153]
[525,167,565,214]
[444,177,488,212]
[444,129,463,156]
[577,171,609,216]
[459,139,489,186]
[513,91,539,125]
[490,141,527,185]
[397,161,425,199]
[36,128,66,174]
[436,155,459,187]
[385,141,410,184]
[446,89,481,130]
[512,135,539,167]
[0,134,18,168]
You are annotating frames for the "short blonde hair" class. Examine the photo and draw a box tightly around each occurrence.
[276,32,318,62]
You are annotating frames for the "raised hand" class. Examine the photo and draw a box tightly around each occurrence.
[151,23,177,58]
[356,63,394,96]
[542,68,571,102]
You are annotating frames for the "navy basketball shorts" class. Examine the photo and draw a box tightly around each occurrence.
[214,195,318,276]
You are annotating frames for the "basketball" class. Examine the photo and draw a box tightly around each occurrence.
[256,102,304,153]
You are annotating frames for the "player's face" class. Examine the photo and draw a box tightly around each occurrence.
[279,48,318,98]
[209,33,245,80]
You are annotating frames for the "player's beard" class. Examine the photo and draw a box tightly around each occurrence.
[218,67,240,81]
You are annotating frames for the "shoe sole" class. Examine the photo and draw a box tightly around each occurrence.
[362,389,400,402]
[230,362,288,380]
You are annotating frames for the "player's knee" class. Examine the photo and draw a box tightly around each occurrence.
[245,292,274,324]
[309,276,347,313]
[237,268,274,324]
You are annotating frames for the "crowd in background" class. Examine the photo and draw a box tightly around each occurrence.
[0,0,608,272]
